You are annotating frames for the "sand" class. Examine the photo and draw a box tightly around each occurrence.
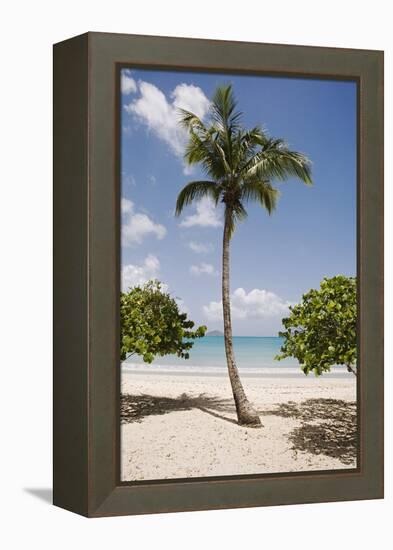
[121,371,357,481]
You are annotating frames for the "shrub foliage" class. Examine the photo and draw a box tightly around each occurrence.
[276,276,357,375]
[120,280,206,363]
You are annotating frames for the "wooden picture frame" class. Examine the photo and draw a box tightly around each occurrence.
[53,32,383,517]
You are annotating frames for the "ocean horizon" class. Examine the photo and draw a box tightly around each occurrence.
[123,336,351,377]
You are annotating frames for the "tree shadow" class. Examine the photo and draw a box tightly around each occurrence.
[121,392,237,425]
[261,398,357,465]
[121,394,357,465]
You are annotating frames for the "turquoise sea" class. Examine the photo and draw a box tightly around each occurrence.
[126,336,295,368]
[123,336,349,377]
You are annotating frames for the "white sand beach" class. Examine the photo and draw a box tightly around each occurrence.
[121,370,357,481]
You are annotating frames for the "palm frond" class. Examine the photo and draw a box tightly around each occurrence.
[179,107,231,179]
[209,85,244,170]
[240,180,279,215]
[210,85,242,130]
[233,126,268,169]
[178,108,208,133]
[232,201,248,223]
[225,202,248,239]
[175,181,219,216]
[184,130,228,180]
[242,139,312,185]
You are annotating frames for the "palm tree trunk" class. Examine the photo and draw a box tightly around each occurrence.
[222,211,262,427]
[346,364,357,376]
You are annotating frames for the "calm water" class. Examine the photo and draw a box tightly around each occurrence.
[124,336,304,375]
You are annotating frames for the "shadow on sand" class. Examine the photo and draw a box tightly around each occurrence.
[121,394,357,465]
[121,393,237,425]
[261,398,357,465]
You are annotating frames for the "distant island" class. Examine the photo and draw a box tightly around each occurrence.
[206,330,224,337]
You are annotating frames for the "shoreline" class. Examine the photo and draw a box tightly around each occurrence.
[121,371,357,481]
[122,363,354,378]
[122,369,353,379]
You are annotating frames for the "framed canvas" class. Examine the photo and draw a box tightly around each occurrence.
[53,32,383,517]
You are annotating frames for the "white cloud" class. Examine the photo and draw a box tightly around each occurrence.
[121,255,160,291]
[175,297,189,315]
[121,197,133,214]
[179,197,222,228]
[202,300,223,321]
[124,80,210,170]
[188,241,214,254]
[122,172,136,187]
[121,198,166,246]
[121,71,137,95]
[203,287,291,321]
[190,263,217,276]
[171,83,210,119]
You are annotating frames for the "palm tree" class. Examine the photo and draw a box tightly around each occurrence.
[175,85,312,427]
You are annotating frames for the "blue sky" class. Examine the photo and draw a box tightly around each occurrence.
[120,68,357,336]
